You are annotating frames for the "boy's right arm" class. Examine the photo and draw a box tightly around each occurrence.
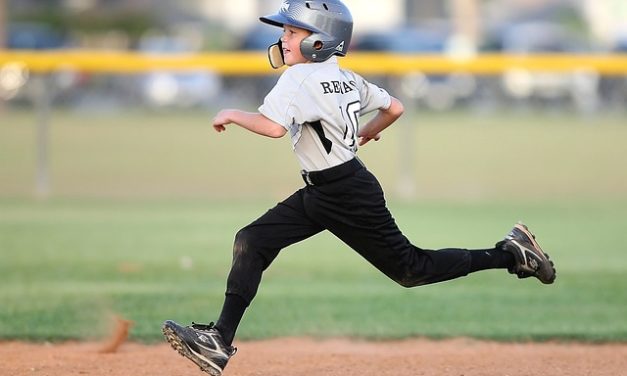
[357,97,404,146]
[213,109,287,138]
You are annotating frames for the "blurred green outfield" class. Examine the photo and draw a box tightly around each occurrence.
[0,108,626,342]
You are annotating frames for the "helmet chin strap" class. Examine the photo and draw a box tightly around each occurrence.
[267,39,285,69]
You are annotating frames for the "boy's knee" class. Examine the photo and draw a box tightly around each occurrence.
[233,227,254,257]
[232,226,275,270]
[389,268,428,288]
[394,276,423,288]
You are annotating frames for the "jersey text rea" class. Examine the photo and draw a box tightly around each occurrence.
[320,80,356,95]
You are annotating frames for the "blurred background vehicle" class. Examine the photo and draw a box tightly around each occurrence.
[483,20,600,112]
[1,22,83,103]
[351,24,478,111]
[223,25,282,105]
[137,34,221,109]
[7,22,66,49]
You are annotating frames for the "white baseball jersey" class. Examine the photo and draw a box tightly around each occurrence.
[259,56,391,172]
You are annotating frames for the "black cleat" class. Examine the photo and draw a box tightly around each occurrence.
[162,320,236,376]
[498,222,556,284]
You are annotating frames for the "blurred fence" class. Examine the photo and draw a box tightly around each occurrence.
[1,50,626,198]
[3,50,627,113]
[2,50,626,112]
[2,50,627,74]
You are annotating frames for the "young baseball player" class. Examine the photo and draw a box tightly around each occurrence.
[162,1,556,375]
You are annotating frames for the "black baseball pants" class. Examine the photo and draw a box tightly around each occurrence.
[224,159,474,304]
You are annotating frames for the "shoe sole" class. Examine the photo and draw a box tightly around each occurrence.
[513,223,556,284]
[162,324,222,376]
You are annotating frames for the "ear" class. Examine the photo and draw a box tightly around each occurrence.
[268,39,285,69]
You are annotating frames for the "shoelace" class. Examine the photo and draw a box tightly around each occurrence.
[190,321,238,355]
[191,321,216,331]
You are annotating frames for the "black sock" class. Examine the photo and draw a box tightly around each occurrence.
[214,293,248,346]
[468,248,515,273]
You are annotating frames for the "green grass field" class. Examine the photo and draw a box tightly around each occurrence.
[1,109,626,343]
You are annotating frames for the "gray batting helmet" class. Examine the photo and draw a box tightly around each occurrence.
[260,0,353,62]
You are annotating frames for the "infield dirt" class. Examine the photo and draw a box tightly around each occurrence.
[2,338,625,376]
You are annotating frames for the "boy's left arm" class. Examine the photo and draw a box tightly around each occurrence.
[357,97,404,146]
[213,109,287,138]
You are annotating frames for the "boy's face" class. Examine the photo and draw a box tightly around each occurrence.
[281,25,312,66]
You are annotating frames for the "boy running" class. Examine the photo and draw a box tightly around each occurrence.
[163,1,556,375]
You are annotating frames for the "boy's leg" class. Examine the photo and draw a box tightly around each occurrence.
[468,247,515,273]
[216,188,323,344]
[163,189,323,375]
[304,168,514,287]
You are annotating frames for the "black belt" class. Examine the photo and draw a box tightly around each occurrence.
[301,158,364,186]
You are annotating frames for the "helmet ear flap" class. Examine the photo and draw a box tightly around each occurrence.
[267,39,285,69]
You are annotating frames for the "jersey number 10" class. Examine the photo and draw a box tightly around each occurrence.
[341,101,361,152]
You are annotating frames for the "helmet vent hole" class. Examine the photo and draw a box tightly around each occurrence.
[314,41,323,50]
[323,3,329,10]
[305,2,311,9]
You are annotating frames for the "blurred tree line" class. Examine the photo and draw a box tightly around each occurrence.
[6,2,154,48]
[3,0,236,50]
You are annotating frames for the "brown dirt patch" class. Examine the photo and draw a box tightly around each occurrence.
[1,338,625,376]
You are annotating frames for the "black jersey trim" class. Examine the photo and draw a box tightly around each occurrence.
[308,120,332,154]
